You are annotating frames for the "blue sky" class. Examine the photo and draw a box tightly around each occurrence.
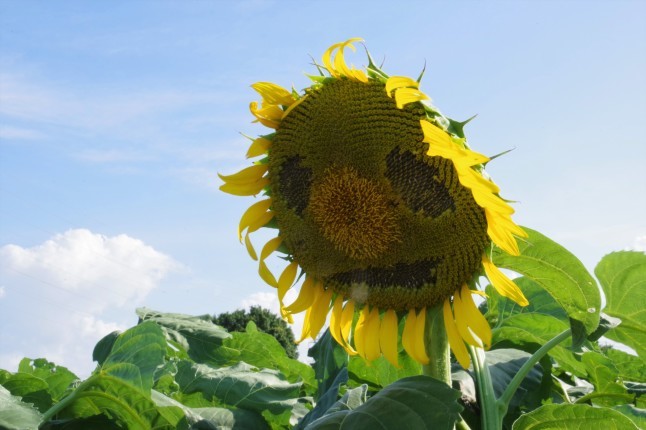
[1,0,644,375]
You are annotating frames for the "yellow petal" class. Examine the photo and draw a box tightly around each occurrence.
[260,236,283,261]
[453,288,485,348]
[413,307,430,365]
[219,178,269,196]
[246,211,274,235]
[394,87,429,109]
[353,306,370,359]
[251,82,295,106]
[297,306,312,343]
[385,76,419,97]
[258,260,278,288]
[459,284,492,348]
[420,120,454,146]
[308,286,333,340]
[322,42,343,77]
[443,298,471,368]
[250,101,281,128]
[283,277,316,314]
[218,164,268,185]
[402,308,417,361]
[379,309,399,367]
[329,295,345,348]
[365,307,382,361]
[278,261,298,302]
[244,234,257,260]
[340,300,357,355]
[482,256,529,306]
[246,137,271,158]
[238,199,272,240]
[281,95,307,119]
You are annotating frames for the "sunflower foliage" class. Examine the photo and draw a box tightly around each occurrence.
[0,237,643,429]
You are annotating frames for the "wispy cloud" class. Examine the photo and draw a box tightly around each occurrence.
[0,126,45,140]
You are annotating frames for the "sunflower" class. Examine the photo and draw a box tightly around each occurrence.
[220,38,528,369]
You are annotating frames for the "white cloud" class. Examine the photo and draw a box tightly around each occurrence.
[0,229,181,376]
[629,235,646,252]
[0,286,5,299]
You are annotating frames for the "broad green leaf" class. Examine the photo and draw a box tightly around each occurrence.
[59,374,182,430]
[603,348,646,382]
[151,389,269,430]
[612,405,646,429]
[190,407,270,430]
[492,313,586,376]
[101,321,166,393]
[595,251,646,358]
[223,321,316,393]
[296,369,349,430]
[173,360,310,424]
[0,385,43,430]
[512,403,639,429]
[587,313,622,342]
[17,358,78,403]
[487,349,544,410]
[137,308,233,364]
[93,331,121,366]
[492,227,600,334]
[581,352,631,406]
[40,414,122,429]
[301,385,368,429]
[0,372,53,412]
[347,351,421,390]
[308,329,348,400]
[306,376,462,430]
[485,277,568,326]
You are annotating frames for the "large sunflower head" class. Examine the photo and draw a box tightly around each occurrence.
[220,38,528,368]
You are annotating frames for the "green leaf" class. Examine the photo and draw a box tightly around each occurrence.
[485,277,568,327]
[512,403,639,429]
[492,227,601,335]
[306,376,462,430]
[487,349,544,410]
[137,307,233,365]
[0,372,53,412]
[612,405,646,429]
[59,374,182,430]
[594,251,646,358]
[151,389,269,430]
[581,352,630,406]
[223,322,316,393]
[308,329,348,400]
[173,360,310,426]
[492,313,586,376]
[603,348,646,382]
[347,351,421,390]
[587,313,622,342]
[17,359,78,403]
[296,369,348,429]
[101,321,166,393]
[0,385,43,430]
[92,331,121,366]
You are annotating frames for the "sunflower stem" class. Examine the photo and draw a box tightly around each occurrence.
[468,345,500,430]
[496,328,571,417]
[422,305,451,386]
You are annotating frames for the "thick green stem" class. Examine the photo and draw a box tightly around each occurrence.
[469,346,500,430]
[496,328,571,418]
[39,374,96,426]
[422,306,451,386]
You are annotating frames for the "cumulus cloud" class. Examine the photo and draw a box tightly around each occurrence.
[0,229,180,376]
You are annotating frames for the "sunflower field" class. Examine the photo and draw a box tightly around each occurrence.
[1,39,645,430]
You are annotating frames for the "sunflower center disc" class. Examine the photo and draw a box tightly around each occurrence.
[269,79,490,311]
[309,166,400,260]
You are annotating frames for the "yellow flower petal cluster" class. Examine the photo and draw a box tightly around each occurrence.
[220,38,528,369]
